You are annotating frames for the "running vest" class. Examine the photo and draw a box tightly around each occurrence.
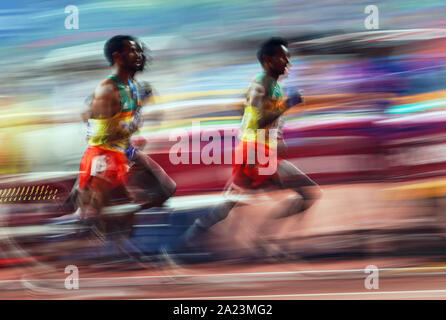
[87,75,140,153]
[240,73,287,146]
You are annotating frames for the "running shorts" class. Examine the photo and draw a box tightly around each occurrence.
[79,146,129,190]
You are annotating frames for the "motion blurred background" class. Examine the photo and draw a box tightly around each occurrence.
[2,2,446,297]
[1,0,446,181]
[3,0,446,228]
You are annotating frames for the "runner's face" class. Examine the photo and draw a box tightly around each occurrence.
[119,40,144,72]
[268,45,290,76]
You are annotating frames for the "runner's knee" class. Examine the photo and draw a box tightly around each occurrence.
[152,178,176,206]
[197,201,235,229]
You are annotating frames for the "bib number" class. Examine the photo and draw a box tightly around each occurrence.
[91,155,107,176]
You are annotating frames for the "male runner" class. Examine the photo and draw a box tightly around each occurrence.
[77,35,176,228]
[173,37,321,255]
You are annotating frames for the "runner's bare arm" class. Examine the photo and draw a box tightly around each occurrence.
[81,94,94,123]
[249,82,287,128]
[88,81,126,139]
[90,82,121,119]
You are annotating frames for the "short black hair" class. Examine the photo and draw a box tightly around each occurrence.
[256,37,288,65]
[104,35,137,66]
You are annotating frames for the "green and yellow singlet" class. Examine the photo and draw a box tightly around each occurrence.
[87,75,139,153]
[240,73,287,147]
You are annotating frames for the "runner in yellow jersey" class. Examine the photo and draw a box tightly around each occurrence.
[77,35,176,227]
[168,38,321,258]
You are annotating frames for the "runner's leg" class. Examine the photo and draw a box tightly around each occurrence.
[126,150,176,209]
[275,159,322,217]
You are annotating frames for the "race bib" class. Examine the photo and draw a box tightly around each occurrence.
[91,155,107,176]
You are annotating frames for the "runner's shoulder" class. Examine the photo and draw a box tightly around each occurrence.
[89,79,121,118]
[249,77,267,97]
[94,78,120,101]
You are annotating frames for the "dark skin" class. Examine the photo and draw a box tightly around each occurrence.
[78,40,144,223]
[83,40,144,124]
[248,44,292,128]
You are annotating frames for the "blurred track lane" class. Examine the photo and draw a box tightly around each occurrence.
[3,258,446,299]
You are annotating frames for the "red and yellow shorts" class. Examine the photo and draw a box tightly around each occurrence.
[232,140,280,189]
[79,146,129,190]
